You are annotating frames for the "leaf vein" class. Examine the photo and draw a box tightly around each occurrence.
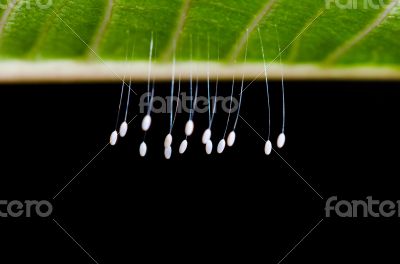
[324,0,399,64]
[160,0,191,61]
[0,0,19,37]
[228,0,278,62]
[87,0,114,58]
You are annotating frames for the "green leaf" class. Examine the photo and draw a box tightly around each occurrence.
[0,0,399,81]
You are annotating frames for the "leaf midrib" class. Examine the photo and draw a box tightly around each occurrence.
[0,0,398,69]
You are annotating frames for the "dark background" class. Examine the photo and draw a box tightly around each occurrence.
[0,81,399,263]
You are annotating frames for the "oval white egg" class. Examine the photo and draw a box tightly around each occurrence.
[164,133,173,148]
[202,129,211,144]
[277,133,286,148]
[141,115,152,131]
[217,139,226,154]
[110,131,118,146]
[264,140,272,155]
[119,121,128,137]
[164,146,172,160]
[179,140,188,154]
[185,120,194,136]
[227,131,236,147]
[139,142,147,157]
[205,140,213,155]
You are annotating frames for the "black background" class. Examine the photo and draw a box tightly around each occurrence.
[0,81,399,263]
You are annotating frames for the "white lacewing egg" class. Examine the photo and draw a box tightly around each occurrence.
[185,120,194,136]
[264,140,272,155]
[179,140,188,154]
[164,133,173,148]
[164,146,172,160]
[139,142,147,157]
[205,140,213,155]
[217,139,226,154]
[227,131,236,147]
[119,121,128,138]
[141,114,152,131]
[202,128,211,144]
[110,130,118,146]
[277,133,286,149]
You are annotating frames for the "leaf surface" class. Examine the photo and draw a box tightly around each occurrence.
[0,0,399,81]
